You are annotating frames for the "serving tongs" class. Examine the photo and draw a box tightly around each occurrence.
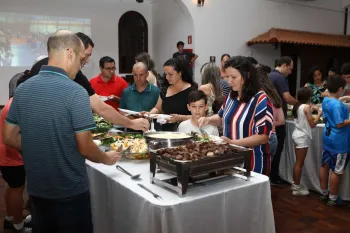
[117,145,131,157]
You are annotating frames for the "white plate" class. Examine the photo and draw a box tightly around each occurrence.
[99,96,109,102]
[209,135,224,143]
[150,114,172,119]
[118,108,140,115]
[118,108,172,119]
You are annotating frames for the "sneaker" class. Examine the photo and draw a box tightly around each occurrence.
[292,185,310,196]
[291,183,298,191]
[4,218,13,229]
[12,227,32,233]
[319,194,329,202]
[327,196,345,207]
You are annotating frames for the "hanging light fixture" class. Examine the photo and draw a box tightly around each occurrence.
[197,0,205,7]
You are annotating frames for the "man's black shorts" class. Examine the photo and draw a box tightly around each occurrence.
[0,166,26,188]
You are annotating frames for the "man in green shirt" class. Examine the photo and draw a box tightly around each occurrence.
[120,62,160,112]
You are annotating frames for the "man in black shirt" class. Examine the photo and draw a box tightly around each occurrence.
[172,41,198,65]
[22,33,149,132]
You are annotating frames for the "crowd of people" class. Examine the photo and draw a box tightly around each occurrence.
[1,29,350,232]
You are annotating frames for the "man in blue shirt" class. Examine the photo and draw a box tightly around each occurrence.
[320,75,350,206]
[120,62,160,113]
[269,56,298,185]
[3,30,120,233]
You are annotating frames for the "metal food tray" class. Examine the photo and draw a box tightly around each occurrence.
[99,131,149,160]
[150,143,252,196]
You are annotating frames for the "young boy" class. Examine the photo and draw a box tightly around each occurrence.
[177,90,219,136]
[320,75,350,206]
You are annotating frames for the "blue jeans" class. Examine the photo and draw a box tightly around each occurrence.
[30,191,93,233]
[269,133,278,161]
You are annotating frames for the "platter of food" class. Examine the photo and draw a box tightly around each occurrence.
[92,114,112,133]
[157,141,237,162]
[93,132,149,160]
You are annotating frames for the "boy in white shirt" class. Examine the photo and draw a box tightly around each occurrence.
[178,90,219,136]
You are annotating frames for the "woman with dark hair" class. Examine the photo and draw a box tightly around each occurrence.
[150,57,197,131]
[199,56,273,175]
[220,54,230,81]
[134,52,158,86]
[199,63,222,115]
[304,65,328,104]
[256,65,285,159]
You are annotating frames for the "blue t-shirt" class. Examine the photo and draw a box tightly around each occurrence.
[322,97,350,153]
[269,70,289,116]
[6,66,95,199]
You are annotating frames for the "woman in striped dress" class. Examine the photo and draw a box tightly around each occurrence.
[199,56,273,175]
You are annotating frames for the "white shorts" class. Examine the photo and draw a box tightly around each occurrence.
[292,130,311,148]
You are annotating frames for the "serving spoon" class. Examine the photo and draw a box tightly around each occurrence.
[116,165,140,179]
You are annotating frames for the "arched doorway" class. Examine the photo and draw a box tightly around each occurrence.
[118,11,148,73]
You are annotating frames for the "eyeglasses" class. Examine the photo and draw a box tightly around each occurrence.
[103,67,116,71]
[68,49,86,66]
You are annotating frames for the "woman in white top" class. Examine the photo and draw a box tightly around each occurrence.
[199,63,222,116]
[291,87,322,196]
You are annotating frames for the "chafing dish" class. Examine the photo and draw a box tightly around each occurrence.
[149,141,252,197]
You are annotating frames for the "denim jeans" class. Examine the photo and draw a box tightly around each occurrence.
[31,191,93,233]
[269,133,278,161]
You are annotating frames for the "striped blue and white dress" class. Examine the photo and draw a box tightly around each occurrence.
[218,91,273,175]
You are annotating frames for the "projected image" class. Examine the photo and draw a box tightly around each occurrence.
[0,12,91,67]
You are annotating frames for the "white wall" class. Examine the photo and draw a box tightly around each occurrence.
[342,0,350,8]
[0,0,152,105]
[173,0,345,83]
[152,0,194,74]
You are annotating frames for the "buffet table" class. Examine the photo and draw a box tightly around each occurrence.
[279,120,350,200]
[86,159,275,233]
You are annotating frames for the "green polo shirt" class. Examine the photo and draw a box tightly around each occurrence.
[119,83,160,112]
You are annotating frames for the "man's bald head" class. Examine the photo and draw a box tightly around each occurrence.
[133,62,148,73]
[47,30,83,55]
[47,30,85,79]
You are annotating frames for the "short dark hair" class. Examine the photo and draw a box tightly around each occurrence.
[340,63,350,75]
[177,41,184,47]
[224,56,261,103]
[276,56,293,67]
[327,75,346,93]
[76,32,94,49]
[307,65,323,84]
[221,54,230,61]
[246,56,258,65]
[99,56,115,68]
[329,68,336,73]
[188,90,207,104]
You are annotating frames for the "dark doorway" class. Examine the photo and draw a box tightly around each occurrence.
[118,11,148,73]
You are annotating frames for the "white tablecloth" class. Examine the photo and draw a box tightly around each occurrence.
[86,159,275,233]
[280,120,350,200]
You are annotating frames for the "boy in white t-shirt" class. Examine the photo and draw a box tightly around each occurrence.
[177,90,219,136]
